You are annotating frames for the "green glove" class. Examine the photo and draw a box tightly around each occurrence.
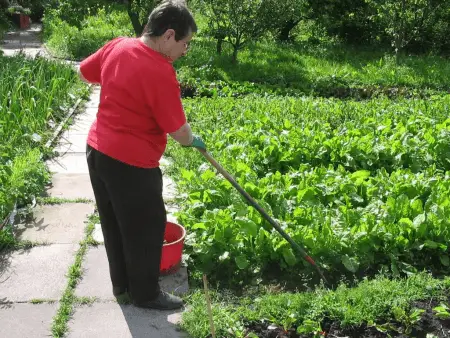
[184,134,206,150]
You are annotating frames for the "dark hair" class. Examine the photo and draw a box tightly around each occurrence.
[143,0,197,41]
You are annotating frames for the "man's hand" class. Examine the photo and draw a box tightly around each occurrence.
[184,134,206,150]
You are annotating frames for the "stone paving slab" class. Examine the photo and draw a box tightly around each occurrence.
[68,114,95,133]
[0,24,47,58]
[82,107,99,119]
[15,204,93,244]
[55,133,89,154]
[67,302,187,338]
[163,176,177,201]
[75,247,188,300]
[1,48,44,58]
[0,302,58,338]
[84,98,100,108]
[46,173,95,201]
[0,244,78,302]
[47,152,89,174]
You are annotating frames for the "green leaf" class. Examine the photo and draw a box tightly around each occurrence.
[440,255,449,267]
[192,223,206,230]
[297,187,318,205]
[410,199,423,217]
[236,217,258,237]
[396,194,410,218]
[413,214,425,229]
[181,169,195,181]
[350,170,371,184]
[424,240,439,249]
[342,255,359,273]
[399,218,413,228]
[282,247,297,266]
[245,333,259,338]
[235,255,249,269]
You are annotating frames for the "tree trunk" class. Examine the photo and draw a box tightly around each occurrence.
[126,1,144,37]
[216,38,223,54]
[278,19,300,42]
[232,45,239,63]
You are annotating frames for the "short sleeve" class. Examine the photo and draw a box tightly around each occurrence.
[151,68,187,133]
[79,38,121,84]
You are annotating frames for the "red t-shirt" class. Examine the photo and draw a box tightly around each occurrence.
[79,37,187,168]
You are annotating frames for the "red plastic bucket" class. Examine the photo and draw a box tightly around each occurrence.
[160,221,186,275]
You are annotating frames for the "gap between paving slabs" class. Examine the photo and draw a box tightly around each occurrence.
[50,213,98,337]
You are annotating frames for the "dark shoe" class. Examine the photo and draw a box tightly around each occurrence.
[133,291,183,310]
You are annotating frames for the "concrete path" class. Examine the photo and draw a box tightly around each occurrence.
[1,24,188,338]
[0,23,47,58]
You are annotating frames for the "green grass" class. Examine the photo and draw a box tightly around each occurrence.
[37,197,94,205]
[42,5,450,96]
[43,6,134,60]
[30,298,56,304]
[181,273,450,337]
[174,38,450,97]
[84,213,101,247]
[0,52,89,248]
[50,213,96,337]
[74,296,97,305]
[0,224,46,252]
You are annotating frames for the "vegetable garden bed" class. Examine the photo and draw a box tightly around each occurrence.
[166,95,450,287]
[164,94,450,337]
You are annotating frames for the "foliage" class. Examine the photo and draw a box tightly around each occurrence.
[260,0,310,42]
[18,0,51,21]
[180,273,450,337]
[366,0,448,56]
[7,4,31,15]
[175,38,450,100]
[165,95,450,286]
[198,0,272,63]
[0,53,89,247]
[306,0,450,54]
[121,0,160,37]
[306,0,375,45]
[0,8,11,38]
[43,6,133,60]
[44,0,160,36]
[45,0,109,27]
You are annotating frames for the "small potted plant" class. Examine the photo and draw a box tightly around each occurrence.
[7,4,31,29]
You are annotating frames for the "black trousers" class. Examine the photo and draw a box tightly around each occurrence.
[86,144,166,303]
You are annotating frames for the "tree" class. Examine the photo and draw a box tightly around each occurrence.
[306,0,375,45]
[116,0,161,36]
[200,0,270,63]
[261,0,310,42]
[365,0,446,57]
[47,0,163,36]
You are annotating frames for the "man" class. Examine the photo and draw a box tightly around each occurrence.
[78,0,205,310]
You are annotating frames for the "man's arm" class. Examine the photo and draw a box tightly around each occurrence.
[76,65,100,85]
[169,122,206,150]
[77,67,90,84]
[169,122,193,146]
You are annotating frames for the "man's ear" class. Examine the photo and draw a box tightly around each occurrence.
[164,29,176,41]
